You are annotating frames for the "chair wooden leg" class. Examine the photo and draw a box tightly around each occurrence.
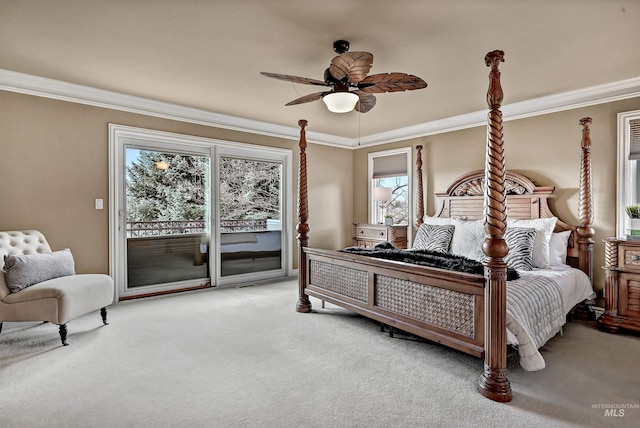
[0,322,3,334]
[100,307,109,325]
[59,324,68,346]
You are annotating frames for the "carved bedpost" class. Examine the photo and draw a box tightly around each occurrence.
[577,117,595,281]
[296,119,312,313]
[571,117,598,321]
[478,50,512,403]
[600,237,621,332]
[415,145,424,228]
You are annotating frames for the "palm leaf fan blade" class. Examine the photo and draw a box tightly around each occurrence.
[260,72,328,86]
[353,91,376,113]
[358,72,427,93]
[329,52,374,83]
[285,91,330,106]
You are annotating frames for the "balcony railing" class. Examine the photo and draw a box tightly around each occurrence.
[126,219,270,237]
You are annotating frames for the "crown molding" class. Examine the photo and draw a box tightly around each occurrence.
[2,68,639,149]
[359,76,640,147]
[0,69,351,147]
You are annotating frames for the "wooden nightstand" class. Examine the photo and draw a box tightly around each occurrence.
[352,223,408,249]
[600,237,640,334]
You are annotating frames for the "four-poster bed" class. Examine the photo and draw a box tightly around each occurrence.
[294,50,595,402]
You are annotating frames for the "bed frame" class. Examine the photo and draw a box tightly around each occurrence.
[294,51,595,402]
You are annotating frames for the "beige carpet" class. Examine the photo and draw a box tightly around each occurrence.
[1,279,639,428]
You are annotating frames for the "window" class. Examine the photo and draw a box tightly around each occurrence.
[368,148,413,227]
[617,110,640,237]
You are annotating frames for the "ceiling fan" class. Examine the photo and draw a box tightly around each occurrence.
[260,40,427,113]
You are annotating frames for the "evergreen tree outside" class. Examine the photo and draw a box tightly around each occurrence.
[126,150,208,222]
[126,150,281,233]
[218,157,281,221]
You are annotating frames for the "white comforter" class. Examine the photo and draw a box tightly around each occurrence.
[505,265,596,371]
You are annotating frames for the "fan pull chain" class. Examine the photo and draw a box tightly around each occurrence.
[358,110,361,146]
[290,81,302,98]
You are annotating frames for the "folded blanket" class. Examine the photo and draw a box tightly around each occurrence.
[340,244,520,281]
[505,273,564,370]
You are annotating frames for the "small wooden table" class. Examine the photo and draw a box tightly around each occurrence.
[352,223,408,249]
[600,237,640,333]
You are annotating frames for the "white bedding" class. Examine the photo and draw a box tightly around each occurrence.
[505,265,595,371]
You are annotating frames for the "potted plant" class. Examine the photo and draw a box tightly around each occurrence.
[384,214,394,226]
[626,204,640,234]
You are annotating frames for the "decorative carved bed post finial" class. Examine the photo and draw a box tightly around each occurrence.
[415,145,424,228]
[296,119,312,313]
[578,117,595,280]
[478,50,512,403]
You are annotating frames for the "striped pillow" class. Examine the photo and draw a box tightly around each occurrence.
[504,227,537,271]
[507,217,557,268]
[412,224,455,253]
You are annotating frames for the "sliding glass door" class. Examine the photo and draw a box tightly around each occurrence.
[125,148,210,289]
[117,141,212,298]
[109,125,292,300]
[218,156,283,277]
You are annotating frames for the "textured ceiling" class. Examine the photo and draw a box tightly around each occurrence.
[1,0,639,139]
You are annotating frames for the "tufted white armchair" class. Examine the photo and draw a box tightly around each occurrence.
[0,230,114,346]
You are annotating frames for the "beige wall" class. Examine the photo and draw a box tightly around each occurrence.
[304,142,354,250]
[354,98,640,295]
[4,88,640,295]
[0,91,353,274]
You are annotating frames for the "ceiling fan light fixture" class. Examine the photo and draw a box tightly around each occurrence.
[322,92,359,113]
[261,40,426,113]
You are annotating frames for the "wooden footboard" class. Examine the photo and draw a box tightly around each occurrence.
[302,247,485,357]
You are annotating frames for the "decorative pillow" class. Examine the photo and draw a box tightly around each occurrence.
[504,227,537,271]
[412,224,455,253]
[507,217,557,268]
[3,249,75,293]
[422,215,452,225]
[549,230,572,266]
[450,219,486,261]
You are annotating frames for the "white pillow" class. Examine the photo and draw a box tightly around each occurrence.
[507,217,557,268]
[549,230,572,266]
[422,215,452,225]
[450,218,485,261]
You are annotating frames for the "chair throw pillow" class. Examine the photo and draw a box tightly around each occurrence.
[412,224,455,253]
[504,227,537,271]
[3,249,76,293]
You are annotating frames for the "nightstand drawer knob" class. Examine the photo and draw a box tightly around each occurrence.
[380,232,385,236]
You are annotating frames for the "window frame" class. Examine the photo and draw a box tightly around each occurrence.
[617,109,640,238]
[367,147,414,239]
[109,124,293,299]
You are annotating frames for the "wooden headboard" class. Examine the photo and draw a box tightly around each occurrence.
[432,170,586,274]
[435,170,554,220]
[414,117,595,281]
